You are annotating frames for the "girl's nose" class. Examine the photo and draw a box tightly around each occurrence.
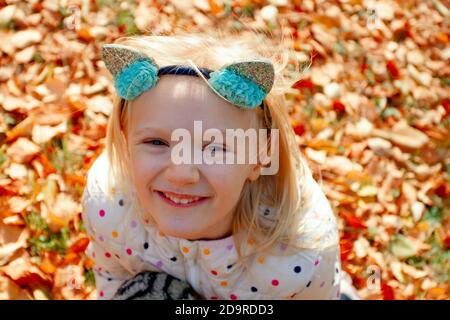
[164,163,200,185]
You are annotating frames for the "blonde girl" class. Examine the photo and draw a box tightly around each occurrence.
[81,27,341,300]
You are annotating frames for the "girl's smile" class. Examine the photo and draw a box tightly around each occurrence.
[155,190,210,208]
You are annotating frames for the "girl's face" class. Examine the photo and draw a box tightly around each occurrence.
[127,75,261,240]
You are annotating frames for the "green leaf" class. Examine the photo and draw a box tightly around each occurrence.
[24,211,48,232]
[381,107,401,119]
[334,42,347,56]
[391,188,401,198]
[390,234,418,259]
[406,256,426,268]
[84,268,96,287]
[424,206,443,223]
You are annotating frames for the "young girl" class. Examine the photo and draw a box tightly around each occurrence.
[81,29,341,300]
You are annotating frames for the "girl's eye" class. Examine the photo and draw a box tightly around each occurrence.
[144,139,168,147]
[204,144,226,154]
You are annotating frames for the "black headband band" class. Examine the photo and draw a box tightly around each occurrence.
[157,65,265,110]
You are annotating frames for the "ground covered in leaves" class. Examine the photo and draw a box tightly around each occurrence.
[0,0,448,300]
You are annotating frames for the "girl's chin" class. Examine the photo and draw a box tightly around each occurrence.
[160,229,203,240]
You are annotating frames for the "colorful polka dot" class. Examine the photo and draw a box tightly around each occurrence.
[294,266,302,273]
[271,279,279,286]
[251,286,258,292]
[170,257,177,262]
[107,278,112,281]
[126,248,132,255]
[182,246,189,253]
[257,256,265,264]
[99,209,105,217]
[99,235,104,242]
[220,281,228,287]
[111,231,118,238]
[105,252,111,258]
[118,199,124,206]
[210,296,218,300]
[314,259,320,266]
[99,291,104,297]
[156,261,163,268]
[230,294,237,300]
[203,248,210,255]
[130,220,137,228]
[227,264,233,269]
[320,281,325,288]
[211,270,218,276]
[143,242,149,249]
[115,254,120,259]
[226,244,233,251]
[280,243,288,251]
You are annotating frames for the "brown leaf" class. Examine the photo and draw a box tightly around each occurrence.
[6,137,40,163]
[0,251,52,287]
[0,275,32,300]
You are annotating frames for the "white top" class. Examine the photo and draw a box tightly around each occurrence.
[81,151,341,300]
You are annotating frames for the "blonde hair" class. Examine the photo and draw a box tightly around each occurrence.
[104,24,320,266]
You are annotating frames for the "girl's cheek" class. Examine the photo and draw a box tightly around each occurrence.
[131,153,165,184]
[201,164,250,189]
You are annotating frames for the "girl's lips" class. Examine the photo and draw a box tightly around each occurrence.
[155,190,209,208]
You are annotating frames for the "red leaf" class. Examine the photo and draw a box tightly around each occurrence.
[293,123,305,136]
[340,210,367,229]
[332,100,346,115]
[386,60,400,79]
[435,183,449,198]
[381,283,395,300]
[292,79,314,91]
[444,236,450,250]
[442,99,450,117]
[360,63,369,73]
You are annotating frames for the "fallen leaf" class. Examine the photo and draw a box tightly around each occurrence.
[389,234,418,259]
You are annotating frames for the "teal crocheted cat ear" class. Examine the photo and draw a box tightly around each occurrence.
[101,44,159,100]
[207,60,275,109]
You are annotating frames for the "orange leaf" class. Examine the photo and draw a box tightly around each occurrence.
[38,153,57,177]
[64,174,86,187]
[340,238,353,261]
[68,237,90,254]
[84,258,95,269]
[62,252,80,265]
[340,210,367,229]
[208,0,223,15]
[78,27,94,42]
[39,257,56,275]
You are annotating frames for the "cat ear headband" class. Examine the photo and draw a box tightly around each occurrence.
[100,43,275,110]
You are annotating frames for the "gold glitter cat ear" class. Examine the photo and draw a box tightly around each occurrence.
[101,44,160,100]
[204,60,275,109]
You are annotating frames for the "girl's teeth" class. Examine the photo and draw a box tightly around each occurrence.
[163,193,200,204]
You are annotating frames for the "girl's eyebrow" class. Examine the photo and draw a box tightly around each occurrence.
[134,126,168,136]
